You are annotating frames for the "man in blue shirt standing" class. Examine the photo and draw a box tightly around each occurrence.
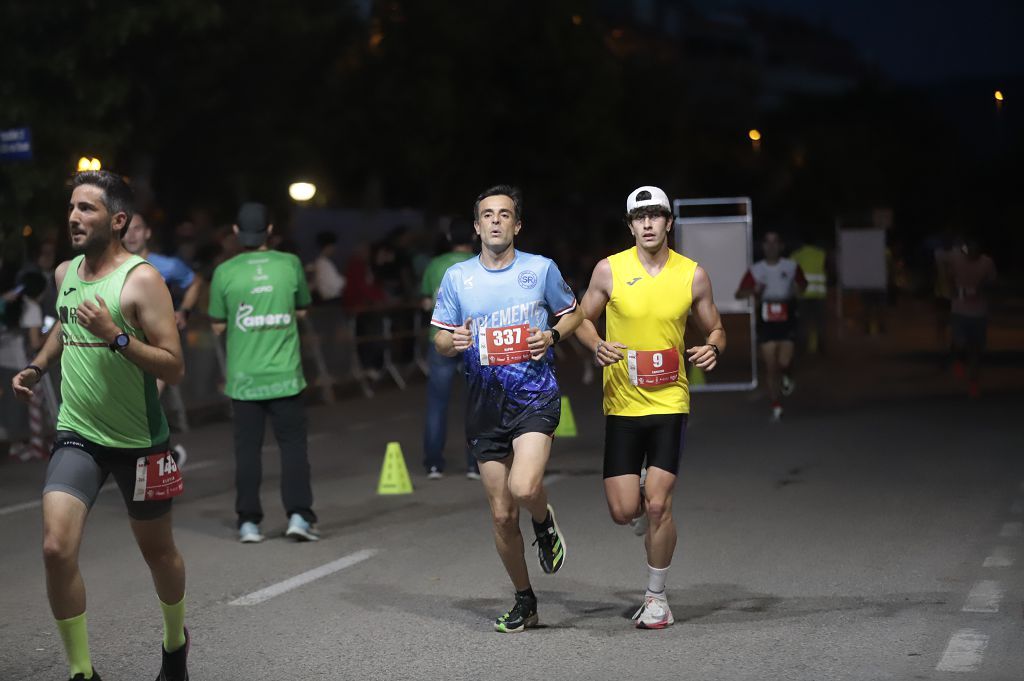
[432,185,583,632]
[124,213,203,466]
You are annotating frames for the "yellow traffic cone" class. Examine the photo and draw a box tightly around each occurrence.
[688,364,706,387]
[377,441,414,495]
[554,396,577,437]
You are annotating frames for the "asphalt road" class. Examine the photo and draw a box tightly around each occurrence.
[2,305,1022,681]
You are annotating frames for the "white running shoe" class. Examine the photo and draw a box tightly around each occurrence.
[771,404,783,422]
[239,522,264,543]
[629,512,649,537]
[465,470,481,481]
[427,466,444,480]
[172,444,188,469]
[285,513,321,541]
[632,595,674,629]
[780,374,795,396]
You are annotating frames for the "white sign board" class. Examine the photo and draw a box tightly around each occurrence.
[675,218,752,314]
[838,228,887,291]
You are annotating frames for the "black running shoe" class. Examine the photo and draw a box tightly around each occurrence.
[155,627,189,681]
[70,671,101,681]
[532,504,566,574]
[494,593,538,633]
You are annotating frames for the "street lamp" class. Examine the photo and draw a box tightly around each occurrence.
[77,157,101,172]
[994,90,1004,102]
[748,129,762,142]
[288,182,317,202]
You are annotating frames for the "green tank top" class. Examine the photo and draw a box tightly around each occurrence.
[56,255,169,449]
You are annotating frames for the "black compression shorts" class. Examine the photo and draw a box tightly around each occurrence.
[603,413,688,478]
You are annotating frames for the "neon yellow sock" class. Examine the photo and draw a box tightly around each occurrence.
[159,595,187,652]
[56,612,93,678]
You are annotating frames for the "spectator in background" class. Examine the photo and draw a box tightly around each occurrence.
[311,231,346,303]
[420,219,477,479]
[371,226,415,301]
[1,271,48,460]
[208,202,320,543]
[790,231,828,355]
[343,241,387,379]
[948,237,997,399]
[123,214,201,330]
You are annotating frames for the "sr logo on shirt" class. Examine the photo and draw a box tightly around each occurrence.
[518,270,538,289]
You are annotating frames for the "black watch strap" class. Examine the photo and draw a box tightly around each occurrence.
[709,343,720,357]
[26,364,44,378]
[549,328,561,345]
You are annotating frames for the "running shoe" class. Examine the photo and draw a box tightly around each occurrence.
[238,521,264,544]
[155,626,189,681]
[780,374,795,396]
[770,403,783,422]
[632,595,674,629]
[70,671,101,681]
[532,504,566,574]
[494,593,538,633]
[465,470,481,481]
[427,466,444,480]
[171,444,187,470]
[285,513,320,542]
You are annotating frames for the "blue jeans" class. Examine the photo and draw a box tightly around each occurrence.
[422,346,475,472]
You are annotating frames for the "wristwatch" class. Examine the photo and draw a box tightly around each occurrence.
[709,343,720,357]
[549,329,561,345]
[110,332,130,352]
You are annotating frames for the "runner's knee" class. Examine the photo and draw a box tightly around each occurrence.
[491,507,519,534]
[645,499,671,526]
[42,531,77,569]
[508,478,542,504]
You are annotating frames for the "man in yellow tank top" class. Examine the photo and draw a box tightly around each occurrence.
[577,186,726,629]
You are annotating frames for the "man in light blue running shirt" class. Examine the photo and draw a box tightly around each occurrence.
[432,185,582,633]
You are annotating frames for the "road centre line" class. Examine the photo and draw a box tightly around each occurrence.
[0,460,218,516]
[936,629,989,673]
[228,549,378,606]
[962,580,1002,613]
[982,546,1014,568]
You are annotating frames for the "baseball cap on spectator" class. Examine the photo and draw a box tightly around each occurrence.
[236,202,270,248]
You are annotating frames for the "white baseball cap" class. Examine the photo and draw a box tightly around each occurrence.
[626,186,671,213]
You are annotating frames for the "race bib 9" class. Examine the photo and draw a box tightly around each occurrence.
[761,301,789,322]
[627,348,679,387]
[133,451,184,501]
[479,324,531,366]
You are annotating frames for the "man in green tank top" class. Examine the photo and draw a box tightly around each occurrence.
[208,202,319,543]
[11,171,190,681]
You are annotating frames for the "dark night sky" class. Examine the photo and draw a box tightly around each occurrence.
[730,0,1024,83]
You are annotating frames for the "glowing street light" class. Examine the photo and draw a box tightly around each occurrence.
[994,90,1004,102]
[748,129,762,142]
[288,182,317,202]
[77,157,101,172]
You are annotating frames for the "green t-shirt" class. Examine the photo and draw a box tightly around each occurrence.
[56,255,169,449]
[208,250,311,401]
[421,250,474,340]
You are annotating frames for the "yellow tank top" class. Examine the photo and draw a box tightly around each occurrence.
[604,247,697,416]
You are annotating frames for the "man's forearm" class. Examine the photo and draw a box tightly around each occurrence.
[120,339,184,385]
[180,279,201,314]
[29,323,64,371]
[434,330,458,357]
[552,307,584,341]
[575,318,602,353]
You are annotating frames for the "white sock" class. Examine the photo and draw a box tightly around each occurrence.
[646,564,669,597]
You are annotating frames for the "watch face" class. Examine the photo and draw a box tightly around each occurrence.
[115,334,130,348]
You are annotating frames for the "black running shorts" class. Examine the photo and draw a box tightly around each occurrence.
[603,413,688,478]
[43,431,174,521]
[468,397,561,462]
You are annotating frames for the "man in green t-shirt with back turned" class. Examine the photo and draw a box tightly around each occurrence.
[208,202,319,543]
[420,219,476,479]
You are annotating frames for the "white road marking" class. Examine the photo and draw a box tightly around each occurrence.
[982,546,1014,568]
[0,460,218,516]
[962,580,1003,613]
[229,549,378,606]
[1010,499,1023,515]
[998,521,1022,538]
[936,629,989,672]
